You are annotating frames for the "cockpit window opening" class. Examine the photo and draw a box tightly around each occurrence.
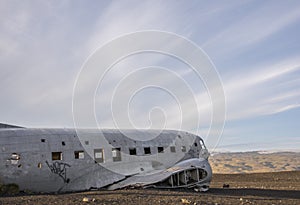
[170,146,176,153]
[112,148,121,162]
[181,146,186,152]
[158,147,164,153]
[129,148,137,155]
[194,142,198,147]
[144,147,151,155]
[52,152,62,160]
[199,140,206,149]
[41,139,45,142]
[74,150,85,159]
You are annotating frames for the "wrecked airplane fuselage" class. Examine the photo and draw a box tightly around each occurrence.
[0,125,212,193]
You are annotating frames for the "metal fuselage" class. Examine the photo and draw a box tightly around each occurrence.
[0,128,212,193]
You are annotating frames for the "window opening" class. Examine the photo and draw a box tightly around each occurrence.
[52,152,62,160]
[74,151,85,159]
[199,140,206,149]
[10,153,21,164]
[144,147,151,155]
[158,147,164,153]
[129,148,137,155]
[94,149,104,163]
[112,148,121,162]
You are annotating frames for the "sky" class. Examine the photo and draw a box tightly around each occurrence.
[1,0,300,152]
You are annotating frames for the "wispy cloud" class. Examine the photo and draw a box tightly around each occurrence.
[0,1,299,151]
[223,57,300,120]
[202,2,300,56]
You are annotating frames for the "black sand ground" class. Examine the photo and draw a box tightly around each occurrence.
[1,171,300,205]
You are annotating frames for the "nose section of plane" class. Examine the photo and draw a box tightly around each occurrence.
[200,148,210,159]
[196,136,210,159]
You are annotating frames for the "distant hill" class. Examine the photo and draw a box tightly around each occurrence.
[209,151,300,173]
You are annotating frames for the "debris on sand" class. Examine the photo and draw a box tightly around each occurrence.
[181,198,191,204]
[1,171,299,205]
[82,197,96,202]
[82,197,89,202]
[223,184,230,188]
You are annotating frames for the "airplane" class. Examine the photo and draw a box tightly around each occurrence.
[0,123,212,193]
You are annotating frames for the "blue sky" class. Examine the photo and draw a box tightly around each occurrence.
[1,0,300,152]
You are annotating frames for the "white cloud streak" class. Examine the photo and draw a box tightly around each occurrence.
[0,1,299,152]
[223,57,300,120]
[202,2,300,56]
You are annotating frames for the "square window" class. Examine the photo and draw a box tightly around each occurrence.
[158,147,164,153]
[112,148,121,162]
[129,148,137,155]
[94,149,104,163]
[181,146,186,152]
[112,149,117,157]
[52,152,62,160]
[170,146,176,153]
[95,152,102,158]
[74,151,84,159]
[144,147,151,154]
